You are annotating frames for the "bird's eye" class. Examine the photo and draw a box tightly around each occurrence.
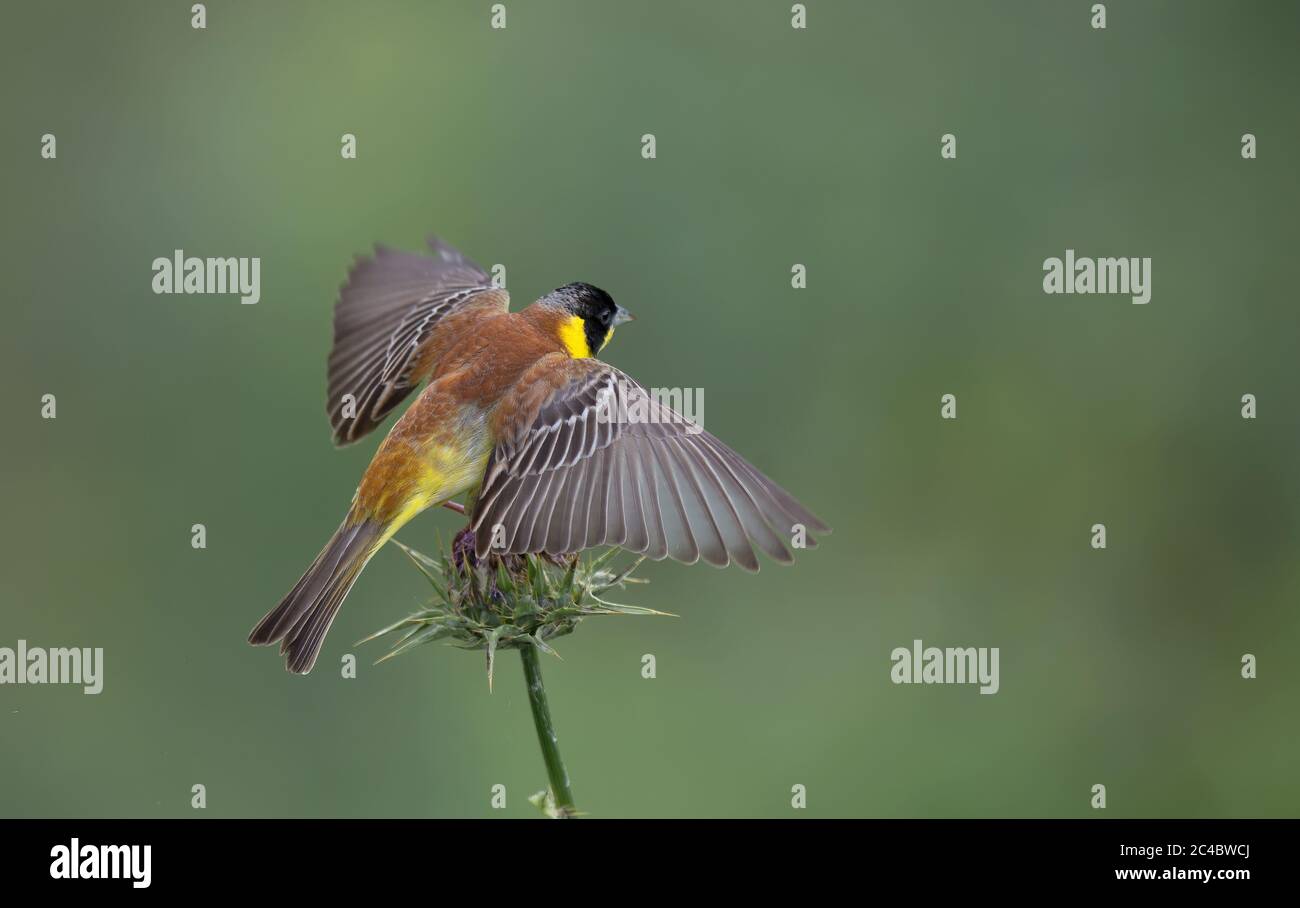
[599,309,613,326]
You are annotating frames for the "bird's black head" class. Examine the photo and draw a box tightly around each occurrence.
[544,282,634,357]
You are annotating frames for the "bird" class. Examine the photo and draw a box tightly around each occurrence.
[249,236,829,673]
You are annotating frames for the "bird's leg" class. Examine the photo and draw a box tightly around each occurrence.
[444,502,473,586]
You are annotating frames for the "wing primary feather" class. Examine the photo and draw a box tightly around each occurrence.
[679,438,759,568]
[674,437,756,570]
[714,439,829,534]
[567,457,592,553]
[619,443,649,552]
[692,436,793,563]
[529,468,568,554]
[572,455,598,552]
[604,445,628,547]
[479,476,525,556]
[646,440,699,564]
[630,441,668,559]
[582,452,608,550]
[548,457,585,555]
[663,438,729,567]
[509,470,557,557]
[501,475,547,555]
[716,443,824,543]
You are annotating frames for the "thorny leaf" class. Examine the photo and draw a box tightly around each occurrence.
[364,541,665,683]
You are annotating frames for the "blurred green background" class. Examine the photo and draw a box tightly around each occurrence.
[3,0,1299,818]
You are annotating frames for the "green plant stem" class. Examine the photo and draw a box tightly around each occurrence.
[519,643,576,816]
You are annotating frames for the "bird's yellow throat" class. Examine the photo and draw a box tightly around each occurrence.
[556,314,611,358]
[557,315,592,358]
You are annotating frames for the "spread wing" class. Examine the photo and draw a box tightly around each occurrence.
[470,360,829,569]
[327,236,508,445]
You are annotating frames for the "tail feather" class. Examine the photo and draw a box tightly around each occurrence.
[249,517,384,674]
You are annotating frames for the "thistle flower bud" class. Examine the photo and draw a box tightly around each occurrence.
[360,538,666,690]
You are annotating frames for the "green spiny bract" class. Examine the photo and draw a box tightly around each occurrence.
[359,539,668,689]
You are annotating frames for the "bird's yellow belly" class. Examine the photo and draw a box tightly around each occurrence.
[358,400,493,544]
[382,443,489,538]
[426,436,492,505]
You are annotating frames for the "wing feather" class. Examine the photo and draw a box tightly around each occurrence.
[327,237,508,445]
[619,443,650,552]
[653,441,700,563]
[669,437,735,566]
[470,362,828,568]
[631,440,670,560]
[690,435,792,564]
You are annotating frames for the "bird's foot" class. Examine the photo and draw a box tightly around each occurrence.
[451,526,477,574]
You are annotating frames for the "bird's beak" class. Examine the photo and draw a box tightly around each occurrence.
[613,306,635,326]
